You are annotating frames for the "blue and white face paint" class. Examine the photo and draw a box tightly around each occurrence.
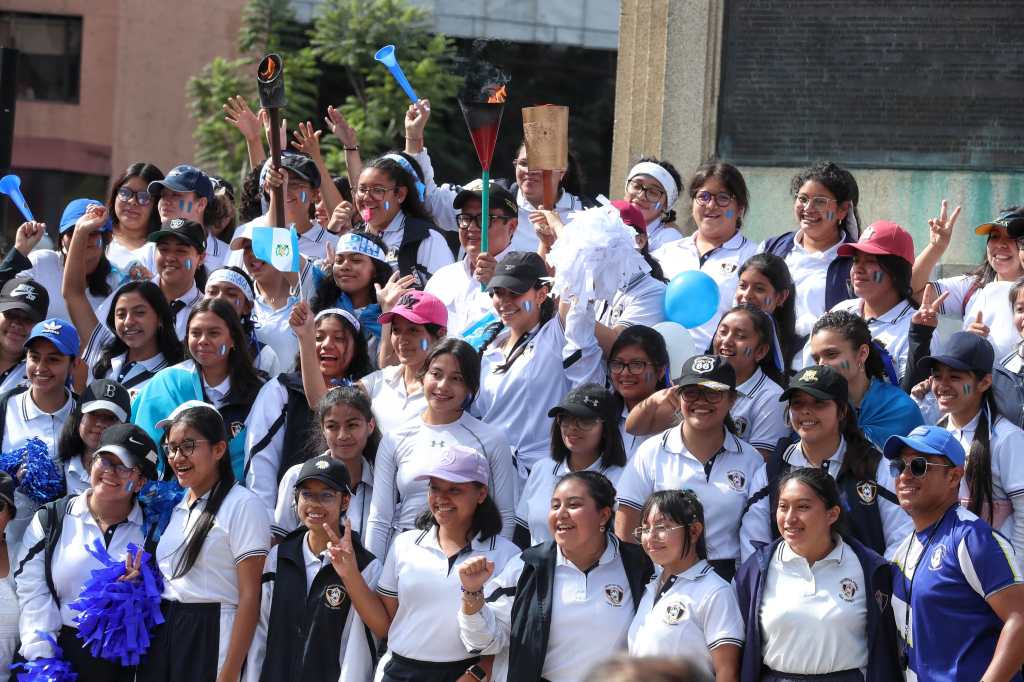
[522,300,532,314]
[419,338,429,352]
[872,270,885,284]
[725,209,735,220]
[299,191,308,204]
[219,344,228,356]
[384,200,390,212]
[184,258,193,272]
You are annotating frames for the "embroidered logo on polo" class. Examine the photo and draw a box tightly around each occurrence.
[604,584,624,607]
[230,421,244,438]
[856,481,877,505]
[839,578,858,602]
[9,283,37,301]
[719,261,737,275]
[662,601,686,624]
[733,417,749,437]
[691,356,715,373]
[929,545,946,570]
[726,470,746,491]
[324,585,347,609]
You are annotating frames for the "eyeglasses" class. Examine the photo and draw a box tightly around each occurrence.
[679,387,726,404]
[889,456,954,479]
[93,456,136,478]
[1016,238,1024,251]
[794,194,836,212]
[631,524,684,542]
[163,438,209,459]
[456,213,513,230]
[626,179,666,202]
[299,489,342,504]
[609,359,650,375]
[117,187,153,206]
[355,185,396,200]
[694,190,734,208]
[557,415,602,431]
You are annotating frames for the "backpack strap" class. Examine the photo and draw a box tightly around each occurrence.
[242,411,287,479]
[0,384,29,446]
[13,495,75,605]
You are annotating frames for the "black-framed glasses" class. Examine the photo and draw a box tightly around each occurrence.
[889,456,954,479]
[92,456,136,478]
[626,179,666,202]
[609,359,650,375]
[679,386,726,404]
[557,414,602,431]
[117,187,152,206]
[794,194,836,211]
[355,185,396,200]
[456,213,513,230]
[163,438,209,459]
[694,190,734,208]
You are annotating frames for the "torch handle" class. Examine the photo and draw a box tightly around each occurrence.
[541,170,557,210]
[480,169,490,292]
[268,107,285,229]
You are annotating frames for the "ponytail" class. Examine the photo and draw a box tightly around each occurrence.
[835,400,881,482]
[943,390,998,523]
[479,284,555,374]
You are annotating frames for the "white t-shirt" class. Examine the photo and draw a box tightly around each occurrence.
[595,273,666,331]
[932,275,1017,362]
[424,247,513,336]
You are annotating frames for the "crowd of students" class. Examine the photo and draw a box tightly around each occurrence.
[0,92,1022,682]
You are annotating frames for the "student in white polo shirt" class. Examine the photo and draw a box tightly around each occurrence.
[364,338,516,558]
[56,379,131,494]
[327,443,519,682]
[614,355,762,581]
[620,158,685,251]
[147,219,207,340]
[627,490,743,680]
[0,278,48,394]
[458,471,655,682]
[515,384,627,547]
[607,325,670,458]
[651,161,758,350]
[734,468,903,682]
[138,403,270,682]
[14,424,159,682]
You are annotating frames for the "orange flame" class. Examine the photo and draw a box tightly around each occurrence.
[259,57,278,80]
[487,84,507,104]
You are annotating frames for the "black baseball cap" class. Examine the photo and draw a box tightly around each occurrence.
[81,379,131,423]
[975,208,1024,238]
[548,383,615,421]
[148,164,214,201]
[295,455,352,493]
[917,331,994,374]
[147,218,207,253]
[487,251,548,294]
[280,153,321,189]
[674,355,736,392]
[780,365,848,403]
[0,278,49,323]
[94,423,159,480]
[0,471,15,517]
[453,179,517,216]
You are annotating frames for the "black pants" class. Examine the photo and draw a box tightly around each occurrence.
[382,652,479,682]
[56,626,136,682]
[762,669,863,682]
[136,600,220,682]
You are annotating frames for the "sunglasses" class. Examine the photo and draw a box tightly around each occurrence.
[889,456,954,479]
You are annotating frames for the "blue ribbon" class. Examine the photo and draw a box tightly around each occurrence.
[0,437,66,505]
[9,632,77,681]
[871,340,901,386]
[68,539,164,666]
[335,292,382,340]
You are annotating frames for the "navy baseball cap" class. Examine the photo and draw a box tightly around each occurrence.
[25,318,80,357]
[279,153,321,189]
[148,164,214,201]
[59,198,112,235]
[883,424,966,468]
[95,423,160,480]
[917,331,994,374]
[975,208,1024,238]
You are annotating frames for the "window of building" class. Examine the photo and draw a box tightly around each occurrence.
[0,12,82,103]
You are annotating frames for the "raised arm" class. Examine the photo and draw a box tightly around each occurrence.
[325,105,362,189]
[289,300,328,408]
[910,199,961,300]
[223,95,267,171]
[61,203,109,343]
[291,120,341,216]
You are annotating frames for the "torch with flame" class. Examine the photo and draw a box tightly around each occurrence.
[459,81,509,257]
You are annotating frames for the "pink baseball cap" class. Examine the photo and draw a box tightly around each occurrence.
[611,199,647,233]
[837,220,915,265]
[415,444,489,485]
[378,290,448,327]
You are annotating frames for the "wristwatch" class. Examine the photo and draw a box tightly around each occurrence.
[466,664,487,681]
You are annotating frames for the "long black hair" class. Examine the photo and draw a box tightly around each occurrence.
[812,310,889,382]
[308,386,381,465]
[107,162,165,235]
[776,467,849,538]
[555,470,617,525]
[737,253,799,371]
[549,384,627,470]
[169,405,235,578]
[184,298,264,406]
[238,166,264,223]
[969,205,1023,289]
[688,160,750,229]
[311,230,393,314]
[478,281,556,374]
[93,281,183,380]
[295,311,373,382]
[608,325,671,405]
[365,154,432,222]
[873,254,919,308]
[712,304,788,388]
[790,161,861,241]
[639,489,707,560]
[414,481,503,542]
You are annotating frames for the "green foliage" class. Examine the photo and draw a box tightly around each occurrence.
[187,57,251,180]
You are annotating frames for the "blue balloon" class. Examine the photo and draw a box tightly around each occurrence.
[664,270,720,329]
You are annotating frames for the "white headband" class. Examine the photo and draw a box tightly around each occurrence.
[336,232,387,264]
[626,162,678,209]
[206,269,255,303]
[315,308,360,332]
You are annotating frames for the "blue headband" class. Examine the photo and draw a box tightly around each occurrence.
[336,232,388,263]
[382,154,426,202]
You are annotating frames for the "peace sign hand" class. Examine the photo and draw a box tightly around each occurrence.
[966,310,990,338]
[325,518,359,580]
[927,199,962,249]
[911,287,949,328]
[118,547,145,582]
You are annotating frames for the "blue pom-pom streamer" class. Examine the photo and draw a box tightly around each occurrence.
[68,539,164,666]
[137,480,184,543]
[9,632,77,681]
[0,437,65,504]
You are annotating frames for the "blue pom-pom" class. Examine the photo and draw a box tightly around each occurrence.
[0,437,65,504]
[68,539,164,666]
[137,480,184,543]
[9,632,77,682]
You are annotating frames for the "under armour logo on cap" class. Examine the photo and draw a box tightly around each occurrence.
[9,283,37,301]
[582,396,600,408]
[504,264,516,271]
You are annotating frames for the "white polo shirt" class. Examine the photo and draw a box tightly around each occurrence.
[273,454,374,539]
[595,272,666,331]
[363,412,517,559]
[944,411,1024,569]
[459,535,634,682]
[252,294,300,375]
[932,276,1017,361]
[515,459,624,545]
[627,560,744,676]
[619,405,653,460]
[377,527,519,662]
[739,439,912,561]
[15,494,147,660]
[760,233,846,337]
[360,364,426,437]
[63,456,91,495]
[652,231,758,350]
[424,247,513,336]
[106,352,169,400]
[760,537,868,676]
[644,217,683,252]
[22,249,122,322]
[731,368,789,452]
[829,298,920,381]
[616,427,762,562]
[0,360,26,395]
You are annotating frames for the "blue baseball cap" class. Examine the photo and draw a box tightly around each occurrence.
[917,331,994,374]
[24,318,80,357]
[59,198,112,235]
[883,425,966,468]
[148,164,214,202]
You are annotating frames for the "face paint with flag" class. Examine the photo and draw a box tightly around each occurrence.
[251,226,300,272]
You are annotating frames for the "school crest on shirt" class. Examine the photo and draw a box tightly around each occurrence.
[929,545,946,570]
[719,261,738,275]
[856,481,877,505]
[839,578,858,602]
[733,417,749,438]
[324,585,347,609]
[604,584,624,607]
[662,600,686,625]
[230,421,244,438]
[726,470,746,491]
